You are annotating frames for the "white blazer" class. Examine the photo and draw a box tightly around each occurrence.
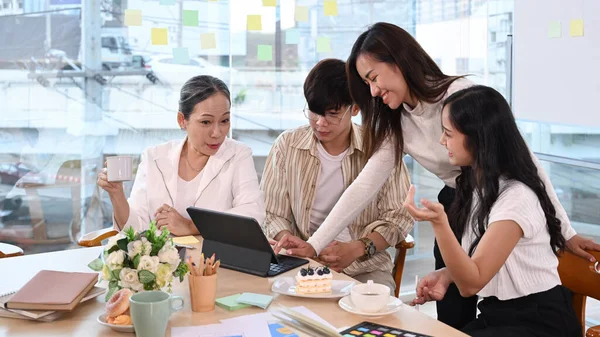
[120,137,265,232]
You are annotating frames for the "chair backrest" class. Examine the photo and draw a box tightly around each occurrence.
[393,234,415,297]
[0,242,24,258]
[557,249,600,334]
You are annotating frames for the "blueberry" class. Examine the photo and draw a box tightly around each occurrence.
[300,269,307,276]
[307,269,314,276]
[317,270,323,276]
[323,267,330,274]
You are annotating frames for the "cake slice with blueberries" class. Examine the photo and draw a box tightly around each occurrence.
[295,266,332,294]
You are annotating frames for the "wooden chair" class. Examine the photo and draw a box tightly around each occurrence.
[557,249,600,337]
[393,233,415,297]
[0,242,24,258]
[77,227,119,247]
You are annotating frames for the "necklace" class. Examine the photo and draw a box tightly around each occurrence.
[185,154,203,172]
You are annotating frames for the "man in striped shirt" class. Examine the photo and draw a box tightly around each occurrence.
[260,59,414,293]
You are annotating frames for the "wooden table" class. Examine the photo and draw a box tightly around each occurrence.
[0,244,467,337]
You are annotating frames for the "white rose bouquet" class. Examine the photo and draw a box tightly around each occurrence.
[88,221,189,300]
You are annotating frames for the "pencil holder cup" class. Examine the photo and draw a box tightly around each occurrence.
[188,273,217,312]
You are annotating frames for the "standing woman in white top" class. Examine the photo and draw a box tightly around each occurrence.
[406,85,581,336]
[276,22,600,329]
[97,75,265,234]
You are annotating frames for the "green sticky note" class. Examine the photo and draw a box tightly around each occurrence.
[216,294,251,311]
[262,0,276,6]
[570,19,584,37]
[235,292,273,309]
[548,21,561,38]
[183,10,198,27]
[257,44,272,61]
[317,37,331,53]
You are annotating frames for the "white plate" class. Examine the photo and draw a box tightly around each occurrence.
[271,277,355,299]
[338,295,402,317]
[97,314,135,333]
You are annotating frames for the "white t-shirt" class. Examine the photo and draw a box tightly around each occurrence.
[174,171,204,220]
[309,142,352,243]
[462,179,562,300]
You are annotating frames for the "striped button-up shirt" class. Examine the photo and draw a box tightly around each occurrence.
[260,124,413,276]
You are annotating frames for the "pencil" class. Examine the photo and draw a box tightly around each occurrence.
[213,260,220,274]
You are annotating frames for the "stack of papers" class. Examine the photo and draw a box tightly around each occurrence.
[171,306,337,337]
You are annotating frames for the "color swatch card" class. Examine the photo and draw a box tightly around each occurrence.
[340,321,433,337]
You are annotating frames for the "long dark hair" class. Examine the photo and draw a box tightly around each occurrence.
[179,75,230,119]
[347,22,465,164]
[445,85,566,256]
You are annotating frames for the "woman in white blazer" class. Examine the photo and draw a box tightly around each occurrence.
[97,75,265,235]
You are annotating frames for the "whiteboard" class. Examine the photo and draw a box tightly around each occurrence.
[513,0,600,127]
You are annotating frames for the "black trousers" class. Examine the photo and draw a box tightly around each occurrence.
[434,185,478,330]
[462,285,582,337]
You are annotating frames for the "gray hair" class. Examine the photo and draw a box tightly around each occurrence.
[178,75,231,119]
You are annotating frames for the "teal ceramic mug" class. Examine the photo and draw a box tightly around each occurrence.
[130,291,184,337]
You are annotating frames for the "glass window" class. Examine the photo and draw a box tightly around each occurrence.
[2,0,599,325]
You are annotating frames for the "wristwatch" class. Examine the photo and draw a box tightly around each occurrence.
[358,237,376,259]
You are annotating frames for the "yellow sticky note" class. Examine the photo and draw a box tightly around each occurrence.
[295,6,309,22]
[201,32,217,50]
[247,15,262,31]
[324,1,338,16]
[262,0,276,6]
[124,9,142,26]
[151,28,168,45]
[317,37,331,53]
[172,236,200,245]
[570,19,584,37]
[548,21,561,38]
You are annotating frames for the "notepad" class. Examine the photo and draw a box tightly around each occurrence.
[3,270,98,311]
[215,294,251,311]
[235,292,273,309]
[173,236,200,245]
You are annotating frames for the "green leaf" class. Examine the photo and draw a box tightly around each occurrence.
[107,245,120,254]
[125,226,136,241]
[106,281,120,301]
[87,258,104,272]
[143,283,154,291]
[117,238,129,252]
[132,254,141,269]
[173,261,189,282]
[111,269,122,281]
[138,270,156,284]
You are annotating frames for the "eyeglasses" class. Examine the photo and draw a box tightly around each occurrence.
[303,104,351,125]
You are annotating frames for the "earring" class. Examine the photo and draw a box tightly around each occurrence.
[180,126,186,130]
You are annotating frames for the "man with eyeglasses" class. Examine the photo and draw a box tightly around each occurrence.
[260,59,414,293]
